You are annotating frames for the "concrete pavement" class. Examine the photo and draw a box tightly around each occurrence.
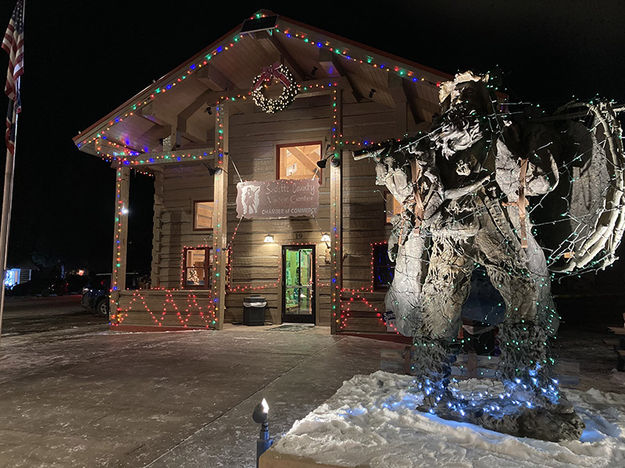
[1,295,107,337]
[0,297,622,467]
[0,322,405,467]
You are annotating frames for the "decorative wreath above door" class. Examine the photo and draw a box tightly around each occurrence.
[251,63,299,114]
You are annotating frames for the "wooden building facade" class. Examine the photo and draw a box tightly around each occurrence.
[73,11,449,334]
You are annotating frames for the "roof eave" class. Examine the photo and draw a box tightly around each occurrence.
[72,22,243,148]
[73,10,452,155]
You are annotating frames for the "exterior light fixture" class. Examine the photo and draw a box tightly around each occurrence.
[318,154,341,168]
[252,398,273,467]
[203,162,222,176]
[263,234,274,243]
[321,233,331,248]
[121,206,129,215]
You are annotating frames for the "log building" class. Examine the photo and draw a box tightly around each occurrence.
[73,10,449,334]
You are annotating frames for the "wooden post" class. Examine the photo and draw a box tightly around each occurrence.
[0,99,19,339]
[330,89,343,334]
[212,101,229,330]
[150,170,164,288]
[110,166,130,321]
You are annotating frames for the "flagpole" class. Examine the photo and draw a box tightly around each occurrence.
[0,0,25,339]
[0,82,18,339]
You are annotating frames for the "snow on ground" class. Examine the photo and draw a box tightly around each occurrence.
[273,371,625,467]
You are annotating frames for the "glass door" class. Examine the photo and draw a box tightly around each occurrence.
[282,245,315,323]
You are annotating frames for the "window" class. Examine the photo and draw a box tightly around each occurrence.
[193,201,214,230]
[373,243,395,289]
[385,192,403,224]
[277,142,322,181]
[182,247,211,289]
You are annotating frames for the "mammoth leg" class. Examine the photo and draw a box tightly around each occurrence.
[410,237,474,407]
[475,218,557,388]
[385,231,426,337]
[420,237,474,342]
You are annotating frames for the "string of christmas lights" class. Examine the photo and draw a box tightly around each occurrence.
[113,290,217,328]
[83,79,339,163]
[76,7,446,161]
[273,22,444,88]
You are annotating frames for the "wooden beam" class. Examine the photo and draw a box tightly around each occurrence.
[212,102,229,330]
[262,32,307,81]
[177,89,214,144]
[206,79,346,103]
[110,166,130,322]
[331,55,365,103]
[402,79,425,125]
[121,146,216,168]
[197,64,235,91]
[139,102,171,127]
[389,79,408,136]
[96,137,142,155]
[330,89,343,334]
[137,122,171,146]
[177,130,205,146]
[318,48,341,78]
[283,146,319,174]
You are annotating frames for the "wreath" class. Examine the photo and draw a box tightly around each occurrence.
[251,63,299,114]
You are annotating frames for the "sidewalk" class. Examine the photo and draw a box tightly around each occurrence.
[0,324,405,467]
[0,322,622,467]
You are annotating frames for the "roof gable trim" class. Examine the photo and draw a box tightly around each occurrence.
[74,10,450,155]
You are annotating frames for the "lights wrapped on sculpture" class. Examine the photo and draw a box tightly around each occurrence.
[354,70,625,441]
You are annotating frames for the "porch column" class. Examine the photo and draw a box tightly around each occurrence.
[150,171,164,288]
[212,101,229,329]
[330,89,343,334]
[110,165,130,320]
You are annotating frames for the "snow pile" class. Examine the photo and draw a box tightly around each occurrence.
[273,371,625,467]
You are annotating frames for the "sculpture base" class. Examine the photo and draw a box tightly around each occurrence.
[424,396,585,442]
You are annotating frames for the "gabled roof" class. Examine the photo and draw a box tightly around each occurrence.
[73,9,451,162]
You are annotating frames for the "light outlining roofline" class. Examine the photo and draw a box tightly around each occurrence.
[278,13,452,82]
[73,9,451,152]
[72,23,241,146]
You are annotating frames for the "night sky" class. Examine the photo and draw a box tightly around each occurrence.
[1,0,624,275]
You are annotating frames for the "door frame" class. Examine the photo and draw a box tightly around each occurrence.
[281,244,316,324]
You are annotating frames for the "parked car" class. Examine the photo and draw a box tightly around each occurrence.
[7,276,68,296]
[66,274,89,294]
[81,272,142,316]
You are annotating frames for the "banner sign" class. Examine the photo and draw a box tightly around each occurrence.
[236,179,319,219]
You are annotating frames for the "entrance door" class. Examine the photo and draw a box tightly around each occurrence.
[282,245,315,323]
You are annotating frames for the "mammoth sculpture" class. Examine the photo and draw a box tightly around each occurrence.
[355,71,625,440]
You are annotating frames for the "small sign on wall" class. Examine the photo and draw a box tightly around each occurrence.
[236,179,319,219]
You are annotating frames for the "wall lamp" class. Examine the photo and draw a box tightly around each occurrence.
[316,153,341,168]
[321,233,331,248]
[263,234,274,243]
[202,162,223,176]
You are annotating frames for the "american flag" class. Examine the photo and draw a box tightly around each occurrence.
[2,0,24,154]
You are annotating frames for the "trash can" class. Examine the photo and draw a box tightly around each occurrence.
[243,295,267,326]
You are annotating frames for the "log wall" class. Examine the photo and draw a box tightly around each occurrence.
[121,90,417,332]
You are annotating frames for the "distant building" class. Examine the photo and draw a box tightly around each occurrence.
[4,267,32,288]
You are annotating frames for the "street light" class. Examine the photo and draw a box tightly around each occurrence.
[252,398,273,467]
